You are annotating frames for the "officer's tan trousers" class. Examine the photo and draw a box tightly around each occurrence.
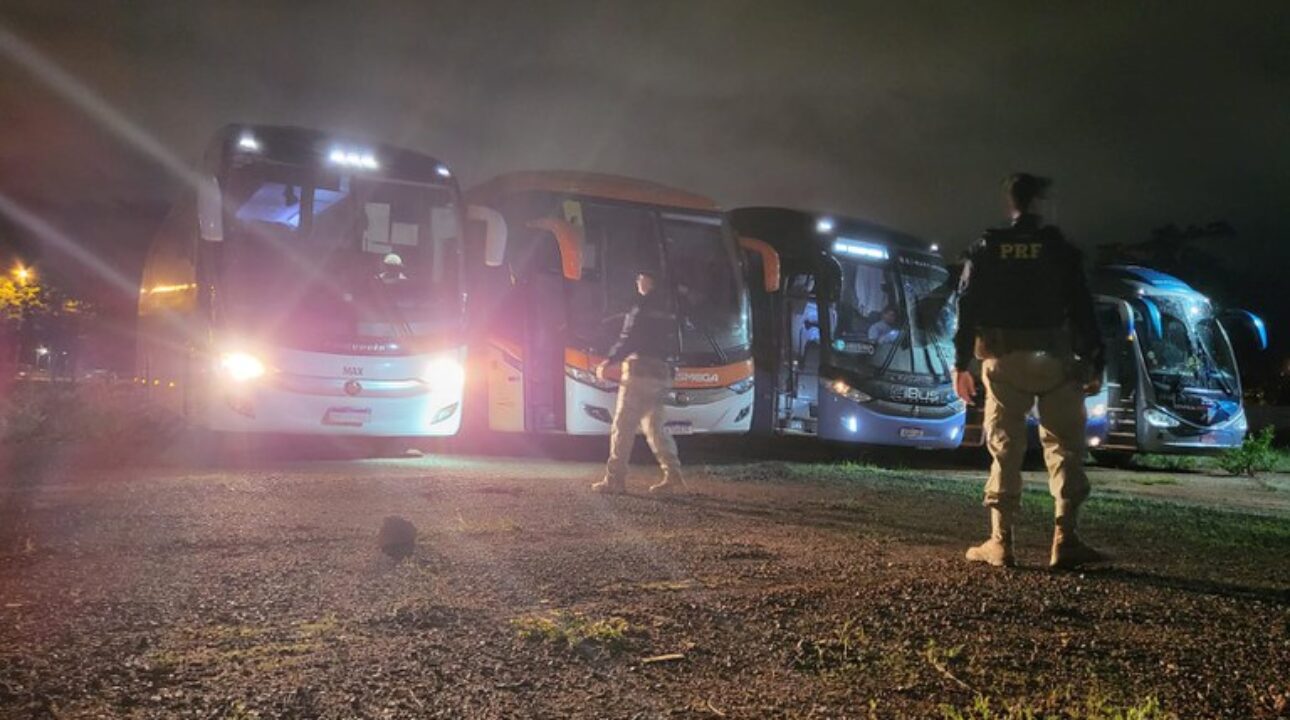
[981,351,1090,516]
[604,372,682,487]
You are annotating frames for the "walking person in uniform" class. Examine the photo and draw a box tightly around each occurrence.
[953,173,1107,569]
[592,271,686,495]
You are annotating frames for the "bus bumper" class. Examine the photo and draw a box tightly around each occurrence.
[205,348,465,437]
[818,394,964,448]
[564,378,753,436]
[1137,424,1246,454]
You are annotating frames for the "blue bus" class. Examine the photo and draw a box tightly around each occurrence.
[960,265,1267,459]
[730,208,964,448]
[1089,266,1266,458]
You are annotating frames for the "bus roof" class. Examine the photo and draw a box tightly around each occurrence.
[1094,265,1202,298]
[208,124,453,185]
[728,206,937,263]
[466,171,720,212]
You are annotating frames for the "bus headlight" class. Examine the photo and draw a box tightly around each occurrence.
[566,365,618,392]
[218,351,266,382]
[829,379,873,404]
[423,356,465,395]
[1088,402,1107,419]
[1143,408,1180,429]
[727,377,754,394]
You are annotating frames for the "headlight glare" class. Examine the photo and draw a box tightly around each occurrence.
[218,351,266,382]
[424,356,465,395]
[829,379,873,404]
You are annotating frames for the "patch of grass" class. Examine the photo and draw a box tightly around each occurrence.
[1218,427,1278,477]
[146,619,339,673]
[1127,475,1179,486]
[941,693,1174,720]
[714,459,1290,553]
[1132,455,1200,473]
[792,618,871,674]
[0,382,178,462]
[513,611,630,654]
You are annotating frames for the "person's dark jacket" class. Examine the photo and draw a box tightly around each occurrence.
[954,213,1104,376]
[606,291,677,364]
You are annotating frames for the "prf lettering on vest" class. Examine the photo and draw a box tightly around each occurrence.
[999,242,1043,260]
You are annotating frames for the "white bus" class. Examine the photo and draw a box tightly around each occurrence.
[136,124,503,451]
[465,172,754,436]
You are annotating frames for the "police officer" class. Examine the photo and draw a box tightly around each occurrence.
[953,173,1107,569]
[592,271,686,495]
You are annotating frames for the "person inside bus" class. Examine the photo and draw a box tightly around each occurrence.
[378,252,409,284]
[592,270,685,496]
[868,306,902,343]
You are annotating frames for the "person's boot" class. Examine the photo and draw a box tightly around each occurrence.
[649,474,686,495]
[1050,502,1108,569]
[591,478,626,495]
[965,508,1016,567]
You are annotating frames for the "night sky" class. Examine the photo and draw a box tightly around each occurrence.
[1,1,1287,304]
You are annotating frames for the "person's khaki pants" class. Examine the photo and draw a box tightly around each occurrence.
[604,367,682,487]
[981,351,1089,515]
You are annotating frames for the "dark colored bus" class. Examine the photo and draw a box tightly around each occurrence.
[730,208,964,447]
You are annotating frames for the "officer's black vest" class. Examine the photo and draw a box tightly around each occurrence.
[969,222,1076,332]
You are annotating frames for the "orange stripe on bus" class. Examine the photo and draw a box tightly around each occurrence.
[566,349,751,389]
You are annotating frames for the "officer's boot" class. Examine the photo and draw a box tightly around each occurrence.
[648,472,686,496]
[1050,501,1107,569]
[591,477,627,495]
[965,508,1016,567]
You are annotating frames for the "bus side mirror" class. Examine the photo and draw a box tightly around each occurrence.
[526,218,583,281]
[1220,309,1268,351]
[466,205,507,267]
[738,236,781,292]
[197,176,224,242]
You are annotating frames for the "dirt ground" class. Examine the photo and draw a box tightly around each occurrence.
[0,440,1287,719]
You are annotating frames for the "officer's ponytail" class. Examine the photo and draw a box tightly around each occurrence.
[1004,173,1052,213]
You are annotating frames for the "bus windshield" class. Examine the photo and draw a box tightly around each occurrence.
[1134,296,1239,399]
[664,213,750,364]
[568,201,749,364]
[220,162,462,348]
[829,253,955,381]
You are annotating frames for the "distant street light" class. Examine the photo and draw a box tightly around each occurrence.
[12,263,33,284]
[35,346,49,357]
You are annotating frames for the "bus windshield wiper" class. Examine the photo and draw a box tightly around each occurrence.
[680,306,728,365]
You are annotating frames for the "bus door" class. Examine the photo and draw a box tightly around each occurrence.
[1095,298,1139,451]
[522,242,568,433]
[744,251,780,435]
[782,273,821,433]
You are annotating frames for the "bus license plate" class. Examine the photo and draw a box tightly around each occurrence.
[899,427,924,439]
[665,422,694,435]
[324,407,371,427]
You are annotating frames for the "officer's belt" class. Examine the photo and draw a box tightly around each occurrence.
[622,355,673,381]
[974,326,1073,360]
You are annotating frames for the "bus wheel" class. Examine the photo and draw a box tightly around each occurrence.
[1091,450,1133,468]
